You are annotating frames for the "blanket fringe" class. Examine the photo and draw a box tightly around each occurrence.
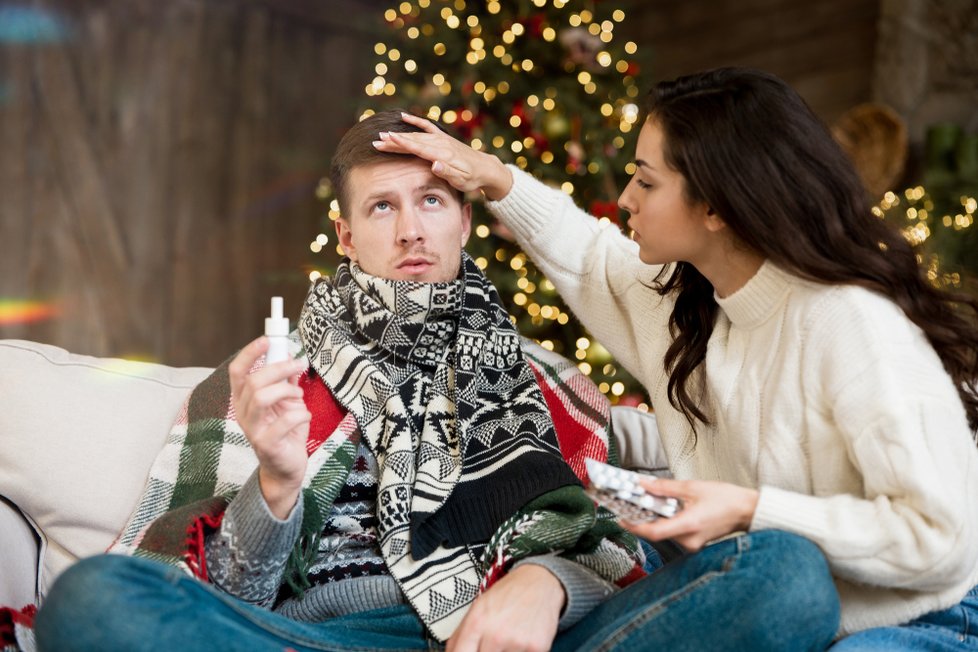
[0,604,37,651]
[184,513,225,582]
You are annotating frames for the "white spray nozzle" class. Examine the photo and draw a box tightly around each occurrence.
[264,296,290,340]
[265,296,290,364]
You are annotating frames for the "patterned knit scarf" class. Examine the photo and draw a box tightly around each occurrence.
[111,254,644,641]
[299,255,581,560]
[297,255,591,631]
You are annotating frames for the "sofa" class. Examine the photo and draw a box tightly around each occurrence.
[0,338,668,611]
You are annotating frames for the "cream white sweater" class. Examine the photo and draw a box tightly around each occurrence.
[488,167,978,636]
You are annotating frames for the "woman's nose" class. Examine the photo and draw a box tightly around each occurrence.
[618,181,636,216]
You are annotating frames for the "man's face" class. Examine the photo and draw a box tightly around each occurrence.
[336,158,472,283]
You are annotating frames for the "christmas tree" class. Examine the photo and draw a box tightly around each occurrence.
[312,0,653,407]
[876,123,978,296]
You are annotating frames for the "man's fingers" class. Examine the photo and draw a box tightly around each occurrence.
[274,406,312,436]
[445,624,479,652]
[252,406,311,448]
[228,336,269,389]
[248,357,308,391]
[236,359,306,424]
[248,380,305,413]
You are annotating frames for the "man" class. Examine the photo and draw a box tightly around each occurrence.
[34,111,644,651]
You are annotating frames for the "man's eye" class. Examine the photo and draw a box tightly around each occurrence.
[423,196,441,206]
[374,201,391,211]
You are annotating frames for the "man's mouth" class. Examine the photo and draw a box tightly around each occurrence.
[397,257,434,273]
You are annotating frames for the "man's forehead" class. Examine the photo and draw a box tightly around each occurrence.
[349,158,450,194]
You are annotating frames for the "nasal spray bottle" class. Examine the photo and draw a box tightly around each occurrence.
[264,296,290,365]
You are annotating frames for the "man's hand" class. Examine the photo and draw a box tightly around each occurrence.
[447,564,564,652]
[619,478,759,552]
[372,113,514,201]
[228,336,311,519]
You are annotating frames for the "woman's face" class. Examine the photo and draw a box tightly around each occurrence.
[617,119,717,267]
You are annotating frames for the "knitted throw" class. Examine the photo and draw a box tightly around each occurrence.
[111,255,644,641]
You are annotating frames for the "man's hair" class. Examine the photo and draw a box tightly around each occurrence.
[328,109,463,217]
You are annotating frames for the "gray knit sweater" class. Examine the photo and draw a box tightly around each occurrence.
[205,449,617,630]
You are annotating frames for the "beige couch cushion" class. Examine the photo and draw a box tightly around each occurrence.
[0,340,211,598]
[0,497,39,606]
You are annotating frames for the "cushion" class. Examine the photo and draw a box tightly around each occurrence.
[0,340,211,598]
[0,497,39,606]
[609,406,670,475]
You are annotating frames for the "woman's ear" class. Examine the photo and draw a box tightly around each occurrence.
[703,205,727,233]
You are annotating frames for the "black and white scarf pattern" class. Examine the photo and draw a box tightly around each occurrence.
[297,253,580,638]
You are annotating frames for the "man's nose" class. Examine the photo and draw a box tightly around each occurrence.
[396,207,424,245]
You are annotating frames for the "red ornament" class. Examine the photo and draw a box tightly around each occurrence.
[616,394,645,408]
[527,14,546,38]
[530,131,549,154]
[454,108,484,140]
[510,101,534,138]
[589,199,621,225]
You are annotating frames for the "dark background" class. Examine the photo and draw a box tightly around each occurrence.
[1,0,974,365]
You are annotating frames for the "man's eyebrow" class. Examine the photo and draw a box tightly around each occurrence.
[360,190,391,206]
[359,182,451,207]
[416,182,453,194]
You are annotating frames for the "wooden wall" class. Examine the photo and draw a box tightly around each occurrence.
[874,0,978,141]
[0,0,381,365]
[1,0,882,366]
[620,0,880,124]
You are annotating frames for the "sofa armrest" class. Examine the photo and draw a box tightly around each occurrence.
[610,407,671,476]
[0,496,40,607]
[0,339,212,599]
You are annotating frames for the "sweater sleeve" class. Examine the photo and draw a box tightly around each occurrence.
[204,469,303,606]
[487,166,674,383]
[751,288,978,592]
[513,554,617,631]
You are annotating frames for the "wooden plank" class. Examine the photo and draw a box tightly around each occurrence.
[619,0,879,121]
[31,39,135,351]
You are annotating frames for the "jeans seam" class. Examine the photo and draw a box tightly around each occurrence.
[964,601,972,640]
[592,570,726,652]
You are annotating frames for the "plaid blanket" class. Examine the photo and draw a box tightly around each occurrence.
[113,262,645,641]
[109,337,644,641]
[0,342,644,652]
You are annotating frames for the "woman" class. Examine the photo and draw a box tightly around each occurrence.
[375,67,978,650]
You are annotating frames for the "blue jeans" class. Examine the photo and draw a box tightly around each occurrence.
[35,530,838,651]
[35,554,437,652]
[554,529,839,651]
[830,585,978,651]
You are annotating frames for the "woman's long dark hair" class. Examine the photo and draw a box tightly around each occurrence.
[648,67,978,431]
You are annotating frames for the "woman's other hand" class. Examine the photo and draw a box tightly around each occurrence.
[620,478,759,552]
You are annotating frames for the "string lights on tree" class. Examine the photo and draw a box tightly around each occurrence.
[875,188,978,291]
[311,0,653,407]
